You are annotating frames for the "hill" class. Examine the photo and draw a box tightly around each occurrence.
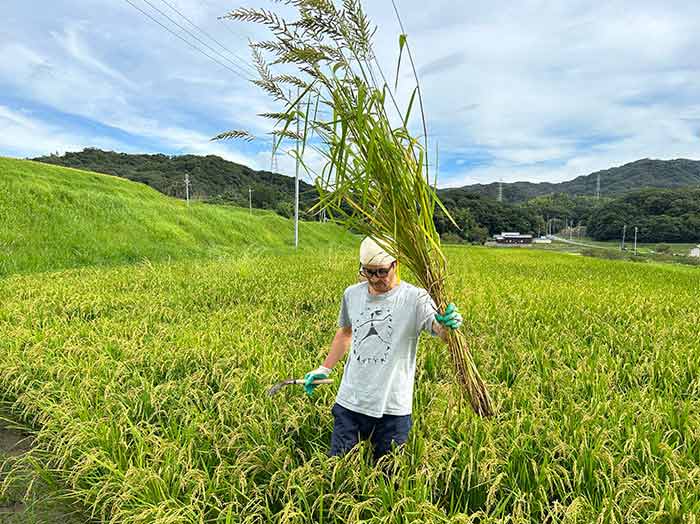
[0,157,352,276]
[36,151,700,211]
[33,148,318,217]
[445,158,700,203]
[587,187,700,243]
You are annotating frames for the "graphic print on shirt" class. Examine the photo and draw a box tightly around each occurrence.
[352,304,393,365]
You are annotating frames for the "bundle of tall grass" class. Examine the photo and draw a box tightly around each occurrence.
[219,0,493,416]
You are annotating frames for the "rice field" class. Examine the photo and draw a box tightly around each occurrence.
[1,247,699,523]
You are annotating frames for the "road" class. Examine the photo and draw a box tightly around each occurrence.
[547,235,618,251]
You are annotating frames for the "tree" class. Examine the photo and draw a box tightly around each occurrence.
[275,201,294,218]
[588,188,700,242]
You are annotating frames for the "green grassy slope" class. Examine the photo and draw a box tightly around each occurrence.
[0,157,352,276]
[33,148,319,211]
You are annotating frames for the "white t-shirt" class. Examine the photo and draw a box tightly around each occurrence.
[335,281,437,417]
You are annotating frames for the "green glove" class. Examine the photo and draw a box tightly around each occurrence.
[435,303,463,330]
[304,365,331,396]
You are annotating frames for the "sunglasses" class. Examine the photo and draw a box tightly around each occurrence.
[359,261,396,278]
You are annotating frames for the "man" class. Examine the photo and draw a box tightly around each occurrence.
[304,236,462,461]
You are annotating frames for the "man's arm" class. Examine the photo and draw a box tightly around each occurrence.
[432,320,450,343]
[304,325,352,395]
[321,326,352,369]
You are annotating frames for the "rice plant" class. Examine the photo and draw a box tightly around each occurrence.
[1,247,699,523]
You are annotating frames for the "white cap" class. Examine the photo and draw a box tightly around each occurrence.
[359,237,396,266]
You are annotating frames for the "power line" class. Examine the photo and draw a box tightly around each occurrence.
[191,0,255,48]
[140,0,252,78]
[123,0,248,81]
[124,0,247,80]
[155,0,256,77]
[197,0,258,53]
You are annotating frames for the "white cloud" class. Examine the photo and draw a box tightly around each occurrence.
[0,105,127,157]
[2,0,700,187]
[364,0,700,185]
[50,23,137,88]
[0,1,272,165]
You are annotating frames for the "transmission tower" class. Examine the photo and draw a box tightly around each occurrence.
[270,145,279,173]
[498,178,503,202]
[596,174,601,200]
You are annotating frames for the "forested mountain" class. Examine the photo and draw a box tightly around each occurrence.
[448,158,700,203]
[34,148,318,218]
[587,188,700,243]
[437,186,700,244]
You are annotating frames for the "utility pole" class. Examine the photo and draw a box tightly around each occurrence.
[184,172,190,207]
[294,87,300,249]
[497,178,503,203]
[248,188,252,215]
[621,224,627,251]
[634,226,638,255]
[596,174,601,200]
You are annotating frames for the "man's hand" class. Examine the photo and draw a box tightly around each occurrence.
[435,303,463,330]
[304,326,350,396]
[304,365,332,396]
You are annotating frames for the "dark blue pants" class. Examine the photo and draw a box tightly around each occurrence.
[329,403,412,460]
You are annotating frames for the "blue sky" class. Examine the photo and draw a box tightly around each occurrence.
[2,0,700,188]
